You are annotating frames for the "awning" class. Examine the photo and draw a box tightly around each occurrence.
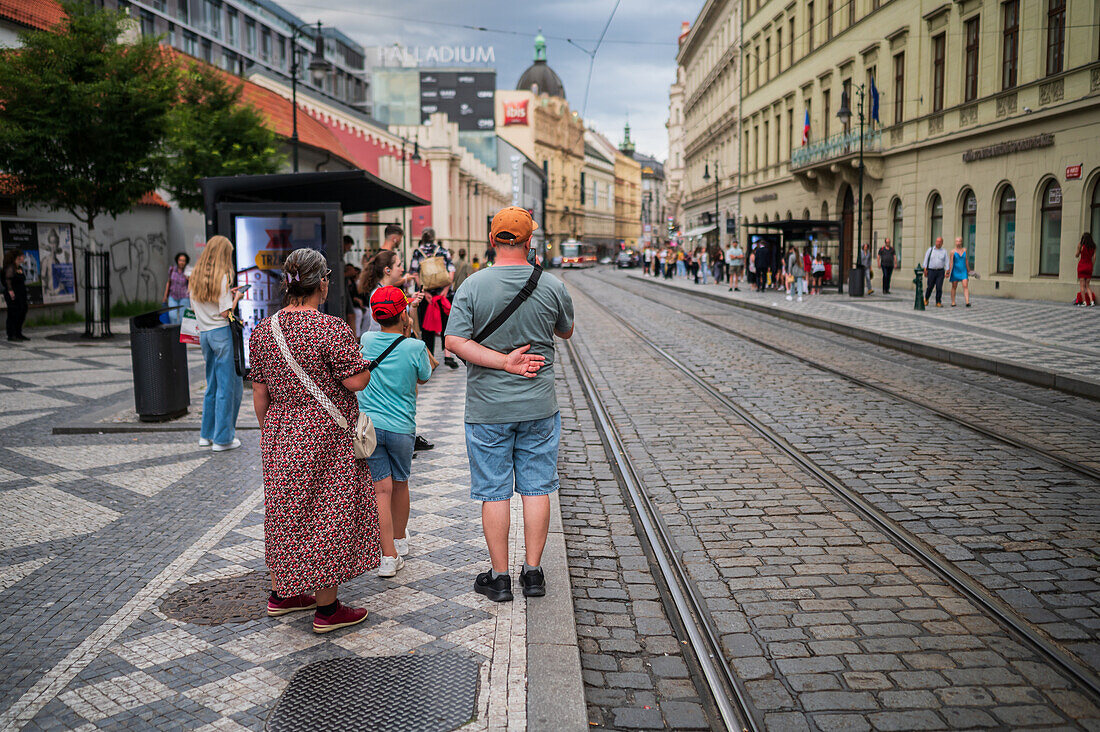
[682,224,717,238]
[201,169,428,216]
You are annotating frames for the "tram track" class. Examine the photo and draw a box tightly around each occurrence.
[592,271,1100,483]
[564,273,1100,711]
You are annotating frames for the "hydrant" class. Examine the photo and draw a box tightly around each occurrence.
[914,265,925,311]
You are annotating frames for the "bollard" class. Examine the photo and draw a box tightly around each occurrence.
[914,265,926,311]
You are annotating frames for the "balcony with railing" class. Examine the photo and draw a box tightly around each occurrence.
[790,127,883,170]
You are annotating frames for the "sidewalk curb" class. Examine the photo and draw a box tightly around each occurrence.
[526,489,587,732]
[628,274,1100,401]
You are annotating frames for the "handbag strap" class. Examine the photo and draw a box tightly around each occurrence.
[473,265,542,344]
[270,312,349,431]
[367,335,406,371]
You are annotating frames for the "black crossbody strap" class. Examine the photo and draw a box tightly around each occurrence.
[473,265,542,344]
[367,335,406,371]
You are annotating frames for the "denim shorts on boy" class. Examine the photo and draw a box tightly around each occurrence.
[465,413,561,501]
[365,428,415,483]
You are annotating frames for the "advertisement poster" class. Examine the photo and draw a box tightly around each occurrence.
[233,214,325,367]
[420,70,496,131]
[1,219,77,308]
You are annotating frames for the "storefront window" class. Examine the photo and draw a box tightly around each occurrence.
[1039,180,1061,276]
[961,189,977,271]
[1092,183,1100,276]
[891,199,903,265]
[929,193,942,247]
[997,186,1016,274]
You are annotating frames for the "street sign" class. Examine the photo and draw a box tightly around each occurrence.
[1066,164,1082,180]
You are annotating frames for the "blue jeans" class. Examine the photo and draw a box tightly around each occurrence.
[366,429,415,482]
[199,325,242,445]
[465,413,561,502]
[167,296,189,325]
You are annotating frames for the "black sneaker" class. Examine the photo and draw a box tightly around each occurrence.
[414,435,434,451]
[444,356,459,369]
[520,567,546,597]
[474,571,513,602]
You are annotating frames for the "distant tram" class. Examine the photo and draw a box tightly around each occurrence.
[560,240,597,268]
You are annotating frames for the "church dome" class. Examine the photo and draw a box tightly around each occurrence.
[516,32,565,99]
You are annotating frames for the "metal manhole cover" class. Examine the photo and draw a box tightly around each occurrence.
[266,654,480,732]
[160,572,268,625]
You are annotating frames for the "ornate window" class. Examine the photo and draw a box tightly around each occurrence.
[929,193,943,248]
[997,185,1016,274]
[1039,180,1062,275]
[1002,0,1019,90]
[961,189,977,271]
[1046,0,1065,76]
[891,199,903,265]
[964,17,980,102]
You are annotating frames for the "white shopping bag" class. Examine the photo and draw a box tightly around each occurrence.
[180,308,200,345]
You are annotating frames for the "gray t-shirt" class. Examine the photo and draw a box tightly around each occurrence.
[446,265,574,424]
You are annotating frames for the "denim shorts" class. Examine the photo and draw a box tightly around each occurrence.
[366,428,415,483]
[465,413,561,502]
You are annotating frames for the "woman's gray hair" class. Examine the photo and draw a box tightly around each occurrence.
[283,248,328,302]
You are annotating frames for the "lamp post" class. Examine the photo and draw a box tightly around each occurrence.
[837,84,865,296]
[290,21,332,173]
[702,159,720,252]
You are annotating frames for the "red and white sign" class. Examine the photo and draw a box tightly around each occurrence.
[503,99,529,126]
[1066,164,1082,180]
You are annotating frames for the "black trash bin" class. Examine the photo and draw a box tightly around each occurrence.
[848,266,865,297]
[130,310,189,421]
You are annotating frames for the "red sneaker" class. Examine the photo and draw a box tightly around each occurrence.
[266,594,317,617]
[312,602,368,634]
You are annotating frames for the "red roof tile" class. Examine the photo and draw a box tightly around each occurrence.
[0,0,65,31]
[138,191,170,208]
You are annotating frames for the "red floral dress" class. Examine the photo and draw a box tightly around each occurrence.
[248,310,380,596]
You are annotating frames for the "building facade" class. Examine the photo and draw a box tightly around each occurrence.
[582,131,618,254]
[635,152,668,247]
[497,137,548,261]
[738,0,1100,299]
[677,0,742,252]
[104,0,367,111]
[615,128,643,250]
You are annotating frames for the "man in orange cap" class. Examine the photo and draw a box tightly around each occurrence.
[445,206,574,603]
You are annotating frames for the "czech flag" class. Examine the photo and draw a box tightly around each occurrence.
[801,109,810,146]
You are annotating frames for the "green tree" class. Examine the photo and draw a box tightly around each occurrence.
[0,2,177,244]
[164,62,283,211]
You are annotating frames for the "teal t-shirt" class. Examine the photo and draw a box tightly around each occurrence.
[357,332,433,435]
[445,264,574,424]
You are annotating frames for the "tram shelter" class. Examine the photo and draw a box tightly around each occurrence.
[744,219,845,293]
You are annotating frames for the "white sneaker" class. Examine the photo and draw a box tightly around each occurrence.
[377,554,404,578]
[394,536,410,557]
[212,438,241,452]
[797,296,803,302]
[785,295,793,301]
[198,438,212,447]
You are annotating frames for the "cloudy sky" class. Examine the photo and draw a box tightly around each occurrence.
[279,0,703,161]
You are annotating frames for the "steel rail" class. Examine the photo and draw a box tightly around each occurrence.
[594,272,1100,484]
[566,277,1100,703]
[564,337,761,732]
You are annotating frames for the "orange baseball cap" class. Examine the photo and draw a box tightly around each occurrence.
[490,206,538,245]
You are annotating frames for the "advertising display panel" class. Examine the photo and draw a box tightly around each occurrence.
[0,219,76,307]
[420,70,495,131]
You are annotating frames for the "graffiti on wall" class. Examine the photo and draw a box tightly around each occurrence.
[73,227,168,304]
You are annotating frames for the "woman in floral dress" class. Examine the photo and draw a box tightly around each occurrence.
[249,248,380,633]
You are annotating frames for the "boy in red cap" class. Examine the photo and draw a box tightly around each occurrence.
[445,206,573,603]
[357,286,436,577]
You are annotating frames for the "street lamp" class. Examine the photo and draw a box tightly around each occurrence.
[702,160,720,251]
[837,85,866,296]
[290,21,332,172]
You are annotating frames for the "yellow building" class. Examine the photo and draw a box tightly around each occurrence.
[496,33,585,251]
[583,129,618,253]
[615,124,643,250]
[737,0,1100,298]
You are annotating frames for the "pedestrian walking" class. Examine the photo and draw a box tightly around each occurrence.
[690,247,700,284]
[189,235,245,451]
[453,248,474,292]
[727,240,744,291]
[1077,233,1096,307]
[922,236,948,307]
[445,206,572,603]
[358,286,436,578]
[877,238,896,294]
[699,247,709,284]
[409,228,458,368]
[676,248,686,278]
[786,245,805,302]
[485,244,497,266]
[2,250,29,342]
[811,252,826,294]
[161,252,192,325]
[643,246,653,276]
[747,246,757,290]
[860,242,874,295]
[949,237,971,307]
[249,248,379,633]
[801,247,812,296]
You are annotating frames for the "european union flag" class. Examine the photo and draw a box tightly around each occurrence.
[870,76,880,124]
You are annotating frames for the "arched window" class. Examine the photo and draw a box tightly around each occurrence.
[997,185,1016,274]
[929,193,943,247]
[864,194,874,248]
[802,208,811,219]
[1039,180,1062,276]
[961,189,977,271]
[1091,181,1100,276]
[891,199,903,265]
[821,202,829,219]
[786,210,793,220]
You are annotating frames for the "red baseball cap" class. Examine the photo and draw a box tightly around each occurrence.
[370,286,407,320]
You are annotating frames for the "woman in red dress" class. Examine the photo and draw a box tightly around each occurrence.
[1077,233,1096,307]
[249,248,380,633]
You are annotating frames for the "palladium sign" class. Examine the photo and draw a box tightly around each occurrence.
[375,45,496,67]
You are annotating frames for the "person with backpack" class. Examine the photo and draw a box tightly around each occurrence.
[358,286,437,578]
[445,207,573,603]
[409,228,458,368]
